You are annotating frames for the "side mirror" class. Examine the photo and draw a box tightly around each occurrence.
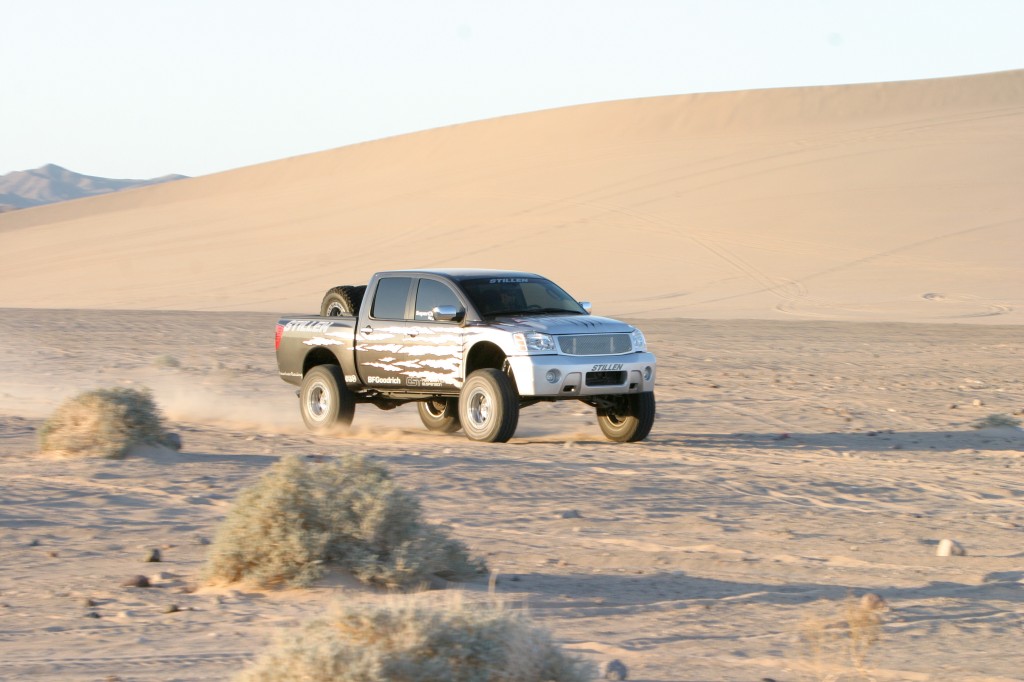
[579,301,592,315]
[433,305,464,322]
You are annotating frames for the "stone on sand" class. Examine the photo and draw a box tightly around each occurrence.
[601,658,628,680]
[936,539,966,556]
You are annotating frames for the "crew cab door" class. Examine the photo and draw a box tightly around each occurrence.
[355,276,466,393]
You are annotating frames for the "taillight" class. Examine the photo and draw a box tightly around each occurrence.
[275,324,284,351]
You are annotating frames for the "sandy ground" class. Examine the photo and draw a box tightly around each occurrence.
[1,309,1022,681]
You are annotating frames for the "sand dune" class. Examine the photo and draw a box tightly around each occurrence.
[1,70,1022,322]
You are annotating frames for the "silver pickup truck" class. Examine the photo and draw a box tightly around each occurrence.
[275,269,656,442]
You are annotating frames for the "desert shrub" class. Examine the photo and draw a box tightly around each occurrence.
[798,594,886,680]
[205,455,485,589]
[153,354,181,368]
[39,387,174,459]
[971,413,1021,429]
[236,599,594,682]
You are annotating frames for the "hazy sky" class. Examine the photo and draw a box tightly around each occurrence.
[4,0,1023,179]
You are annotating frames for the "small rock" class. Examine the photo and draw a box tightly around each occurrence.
[144,548,161,563]
[82,597,98,607]
[47,551,59,558]
[163,604,180,614]
[973,399,984,407]
[122,575,151,588]
[164,433,182,451]
[195,535,211,546]
[949,403,958,410]
[936,539,966,557]
[84,611,101,619]
[560,509,582,519]
[28,539,40,547]
[601,659,628,680]
[860,592,888,611]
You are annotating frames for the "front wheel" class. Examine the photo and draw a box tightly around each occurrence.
[417,398,461,433]
[459,369,519,443]
[300,365,355,433]
[596,392,655,442]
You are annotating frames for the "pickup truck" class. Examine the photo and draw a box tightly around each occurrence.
[275,269,656,443]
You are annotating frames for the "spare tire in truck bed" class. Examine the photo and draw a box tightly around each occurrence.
[320,285,366,316]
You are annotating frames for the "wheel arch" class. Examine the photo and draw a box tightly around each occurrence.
[464,341,507,378]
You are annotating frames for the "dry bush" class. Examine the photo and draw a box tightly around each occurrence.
[152,354,181,368]
[798,594,886,681]
[39,387,174,459]
[971,413,1021,429]
[205,455,485,589]
[236,599,594,682]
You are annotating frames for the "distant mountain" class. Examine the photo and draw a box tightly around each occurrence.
[0,164,187,212]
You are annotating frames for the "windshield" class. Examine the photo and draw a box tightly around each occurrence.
[460,276,585,317]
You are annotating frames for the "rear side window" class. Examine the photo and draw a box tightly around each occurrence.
[371,277,413,320]
[415,279,460,321]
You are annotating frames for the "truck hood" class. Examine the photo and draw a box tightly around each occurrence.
[490,314,634,335]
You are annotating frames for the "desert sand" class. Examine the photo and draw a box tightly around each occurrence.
[1,71,1023,681]
[1,310,1022,681]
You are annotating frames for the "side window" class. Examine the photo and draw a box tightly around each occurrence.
[371,277,413,320]
[414,279,460,321]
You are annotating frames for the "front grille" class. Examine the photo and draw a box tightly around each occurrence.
[558,333,632,356]
[586,371,627,387]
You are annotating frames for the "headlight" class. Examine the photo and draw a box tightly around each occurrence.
[630,328,647,352]
[513,332,556,353]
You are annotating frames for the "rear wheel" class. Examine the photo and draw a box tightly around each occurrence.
[417,398,461,433]
[459,369,519,443]
[300,365,355,433]
[596,392,655,442]
[320,285,366,317]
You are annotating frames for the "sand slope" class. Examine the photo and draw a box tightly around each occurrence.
[1,71,1022,322]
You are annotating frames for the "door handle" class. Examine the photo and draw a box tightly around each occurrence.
[360,326,373,335]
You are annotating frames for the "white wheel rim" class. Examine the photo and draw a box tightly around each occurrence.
[308,381,330,421]
[466,388,491,430]
[425,400,446,418]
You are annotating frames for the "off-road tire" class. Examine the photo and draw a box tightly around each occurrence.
[299,365,355,433]
[459,369,519,443]
[320,285,366,317]
[417,398,462,433]
[596,392,655,442]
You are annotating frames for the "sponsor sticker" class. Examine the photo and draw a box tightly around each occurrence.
[284,320,333,334]
[367,376,401,385]
[591,363,624,371]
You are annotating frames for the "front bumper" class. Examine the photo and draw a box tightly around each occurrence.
[508,352,657,398]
